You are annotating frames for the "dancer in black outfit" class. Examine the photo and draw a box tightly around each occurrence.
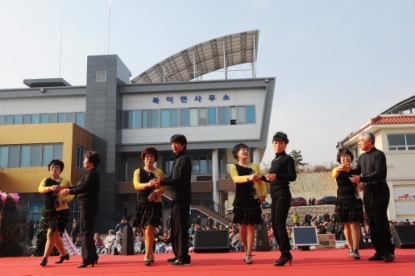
[60,151,101,268]
[154,134,192,266]
[349,131,395,262]
[332,148,363,259]
[265,132,296,266]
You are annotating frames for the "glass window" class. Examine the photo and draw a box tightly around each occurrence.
[53,144,63,160]
[40,114,48,124]
[20,145,31,167]
[0,146,8,168]
[8,145,19,168]
[13,115,21,124]
[142,110,159,128]
[131,111,140,128]
[31,145,42,167]
[161,110,170,127]
[42,145,53,166]
[23,115,31,124]
[199,108,207,126]
[246,106,255,123]
[0,115,3,125]
[230,106,237,125]
[66,113,74,123]
[164,157,175,175]
[31,114,39,124]
[208,107,216,125]
[76,146,87,168]
[189,108,198,126]
[388,134,406,151]
[75,113,83,127]
[48,114,57,123]
[407,134,415,150]
[193,159,200,173]
[151,110,159,128]
[200,156,207,173]
[237,106,246,124]
[57,113,66,123]
[180,109,189,126]
[5,115,13,125]
[219,107,230,125]
[170,109,178,127]
[123,111,131,128]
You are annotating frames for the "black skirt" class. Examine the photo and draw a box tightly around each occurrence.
[134,201,162,229]
[43,209,69,233]
[333,197,364,224]
[232,198,263,225]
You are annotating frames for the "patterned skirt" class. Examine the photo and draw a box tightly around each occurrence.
[134,201,162,229]
[333,197,364,224]
[43,209,69,234]
[232,198,263,225]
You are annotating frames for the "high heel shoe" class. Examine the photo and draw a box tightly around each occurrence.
[55,253,70,264]
[352,249,360,260]
[244,255,253,264]
[77,262,94,268]
[95,255,99,264]
[274,254,293,266]
[144,259,152,266]
[348,248,354,258]
[40,258,48,267]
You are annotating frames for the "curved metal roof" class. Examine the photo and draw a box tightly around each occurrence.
[131,30,259,84]
[381,95,415,114]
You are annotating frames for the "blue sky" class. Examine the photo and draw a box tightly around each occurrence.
[1,0,414,165]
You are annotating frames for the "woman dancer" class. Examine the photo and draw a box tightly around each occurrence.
[133,146,165,266]
[38,159,74,266]
[230,143,267,264]
[265,132,296,266]
[59,151,101,268]
[332,148,363,259]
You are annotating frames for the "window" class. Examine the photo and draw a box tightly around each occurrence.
[189,108,197,126]
[219,107,230,125]
[31,114,39,124]
[237,106,246,124]
[8,146,20,168]
[40,114,48,124]
[124,111,141,129]
[42,145,53,166]
[0,144,62,168]
[246,106,255,123]
[20,145,31,167]
[142,110,159,128]
[164,157,175,175]
[75,113,83,127]
[0,146,8,168]
[66,113,74,123]
[192,155,211,174]
[13,115,21,124]
[23,115,31,124]
[5,115,13,125]
[76,146,87,168]
[48,114,57,123]
[31,145,42,167]
[161,109,178,127]
[0,115,3,125]
[199,108,207,126]
[57,113,66,123]
[208,107,216,125]
[388,134,415,151]
[180,109,189,126]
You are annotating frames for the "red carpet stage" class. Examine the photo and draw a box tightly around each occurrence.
[1,249,414,276]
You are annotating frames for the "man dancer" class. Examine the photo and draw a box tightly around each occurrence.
[154,134,192,266]
[349,131,395,262]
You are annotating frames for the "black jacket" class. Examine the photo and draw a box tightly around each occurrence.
[69,168,100,210]
[161,151,192,201]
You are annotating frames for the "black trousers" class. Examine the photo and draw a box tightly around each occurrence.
[171,200,191,262]
[271,197,291,254]
[363,183,395,255]
[80,207,98,264]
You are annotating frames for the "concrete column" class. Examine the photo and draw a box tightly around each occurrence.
[252,147,260,165]
[212,149,219,212]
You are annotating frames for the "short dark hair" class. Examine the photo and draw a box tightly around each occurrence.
[170,134,187,150]
[84,151,101,167]
[336,148,354,163]
[232,143,248,160]
[141,146,159,162]
[48,159,64,172]
[272,132,289,144]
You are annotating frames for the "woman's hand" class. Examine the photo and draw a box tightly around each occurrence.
[49,185,60,191]
[337,165,350,173]
[59,189,70,196]
[148,192,157,201]
[258,195,266,203]
[265,174,276,182]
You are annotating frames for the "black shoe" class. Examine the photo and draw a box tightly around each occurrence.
[77,262,94,268]
[368,252,384,261]
[95,255,99,264]
[352,249,360,260]
[383,254,395,262]
[144,259,152,266]
[40,258,48,267]
[167,256,178,263]
[55,253,70,264]
[169,260,191,266]
[244,255,253,264]
[274,254,293,266]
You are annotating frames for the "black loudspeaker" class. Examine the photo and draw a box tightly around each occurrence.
[255,222,271,251]
[391,225,415,249]
[120,226,135,255]
[194,230,230,253]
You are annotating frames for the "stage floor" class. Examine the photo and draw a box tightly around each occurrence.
[1,248,414,276]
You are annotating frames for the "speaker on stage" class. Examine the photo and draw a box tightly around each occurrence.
[194,230,230,253]
[391,225,415,249]
[255,222,271,251]
[120,226,135,255]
